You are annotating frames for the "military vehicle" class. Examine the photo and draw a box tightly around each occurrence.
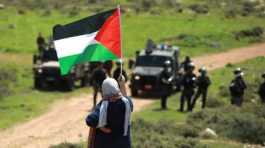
[33,44,90,91]
[130,44,181,96]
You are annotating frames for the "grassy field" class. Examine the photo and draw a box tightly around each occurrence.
[0,53,91,129]
[0,0,265,145]
[131,56,265,147]
[0,5,265,58]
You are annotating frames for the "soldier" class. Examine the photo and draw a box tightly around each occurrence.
[258,73,265,103]
[160,60,173,110]
[36,32,46,52]
[91,62,107,109]
[146,38,155,50]
[113,59,128,82]
[180,56,192,73]
[191,67,211,110]
[229,68,247,107]
[179,63,197,112]
[103,60,113,77]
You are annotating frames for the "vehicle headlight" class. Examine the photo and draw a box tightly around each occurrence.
[134,75,140,80]
[38,69,43,73]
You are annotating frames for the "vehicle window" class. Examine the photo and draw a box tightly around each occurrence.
[136,55,172,67]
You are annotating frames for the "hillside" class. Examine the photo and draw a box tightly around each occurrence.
[0,0,265,57]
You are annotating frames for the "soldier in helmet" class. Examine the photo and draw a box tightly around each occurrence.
[258,73,265,103]
[191,67,211,110]
[179,62,197,112]
[160,60,173,110]
[180,56,192,73]
[229,68,247,107]
[113,59,128,83]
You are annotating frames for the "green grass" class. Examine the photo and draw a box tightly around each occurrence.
[0,7,265,58]
[132,57,265,147]
[134,56,265,122]
[0,53,91,129]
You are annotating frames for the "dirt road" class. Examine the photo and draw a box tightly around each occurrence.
[0,43,265,148]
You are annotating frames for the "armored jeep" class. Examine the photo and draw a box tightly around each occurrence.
[130,44,181,96]
[33,44,90,91]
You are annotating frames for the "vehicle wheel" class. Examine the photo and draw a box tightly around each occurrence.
[131,88,138,97]
[65,78,74,91]
[34,77,42,89]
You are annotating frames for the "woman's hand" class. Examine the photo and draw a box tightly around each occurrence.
[99,127,112,134]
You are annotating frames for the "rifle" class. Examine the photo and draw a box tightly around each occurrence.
[88,127,96,148]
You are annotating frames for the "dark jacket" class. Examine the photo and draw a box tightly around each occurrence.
[86,97,133,148]
[258,82,265,98]
[160,70,173,96]
[196,75,211,90]
[229,77,247,97]
[181,73,197,91]
[92,67,107,87]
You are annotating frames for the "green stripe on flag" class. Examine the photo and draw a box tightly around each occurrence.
[58,43,118,75]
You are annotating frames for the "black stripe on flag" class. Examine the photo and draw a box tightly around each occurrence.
[53,9,116,40]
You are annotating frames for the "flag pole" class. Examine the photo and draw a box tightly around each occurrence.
[118,5,123,77]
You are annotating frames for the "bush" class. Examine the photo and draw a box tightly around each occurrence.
[206,96,225,108]
[189,4,209,14]
[187,105,265,145]
[0,66,17,99]
[132,119,203,148]
[234,26,264,41]
[177,125,199,138]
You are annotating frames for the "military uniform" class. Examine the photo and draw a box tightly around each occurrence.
[160,61,173,109]
[91,65,107,108]
[180,56,192,73]
[258,74,265,103]
[229,68,247,107]
[191,68,211,110]
[179,64,196,112]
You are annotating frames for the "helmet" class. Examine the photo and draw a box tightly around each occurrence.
[199,66,207,73]
[234,68,244,76]
[187,62,195,70]
[164,60,171,67]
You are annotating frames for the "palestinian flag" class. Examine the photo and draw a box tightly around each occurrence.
[53,8,121,75]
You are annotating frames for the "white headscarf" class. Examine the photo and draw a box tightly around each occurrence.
[97,78,131,136]
[102,78,121,98]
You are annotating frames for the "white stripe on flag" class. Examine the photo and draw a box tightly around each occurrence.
[54,32,98,58]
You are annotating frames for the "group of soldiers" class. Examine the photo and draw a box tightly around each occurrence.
[159,56,211,112]
[160,56,265,111]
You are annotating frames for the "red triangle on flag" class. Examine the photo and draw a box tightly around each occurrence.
[95,8,121,58]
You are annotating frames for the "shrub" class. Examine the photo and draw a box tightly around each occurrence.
[0,66,17,99]
[234,26,264,41]
[218,85,230,98]
[49,142,84,148]
[177,125,199,138]
[187,105,265,145]
[206,96,225,108]
[189,4,209,14]
[132,119,202,148]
